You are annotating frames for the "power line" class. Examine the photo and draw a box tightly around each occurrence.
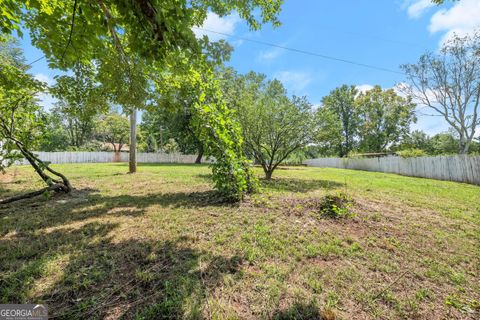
[27,29,405,75]
[27,55,45,66]
[193,27,405,75]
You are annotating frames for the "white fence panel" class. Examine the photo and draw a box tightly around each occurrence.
[15,151,213,165]
[304,155,480,185]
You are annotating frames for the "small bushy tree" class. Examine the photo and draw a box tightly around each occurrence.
[95,112,130,154]
[229,73,313,180]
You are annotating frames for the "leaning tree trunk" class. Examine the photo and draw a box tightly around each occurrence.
[0,139,71,204]
[129,109,137,173]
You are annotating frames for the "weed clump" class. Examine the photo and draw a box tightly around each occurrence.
[318,192,354,218]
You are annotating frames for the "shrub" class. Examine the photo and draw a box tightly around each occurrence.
[396,148,427,158]
[318,193,353,218]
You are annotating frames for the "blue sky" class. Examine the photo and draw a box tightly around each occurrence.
[18,0,480,136]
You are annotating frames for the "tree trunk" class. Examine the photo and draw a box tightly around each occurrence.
[265,170,273,180]
[0,184,66,205]
[195,145,204,164]
[113,151,121,162]
[129,109,137,173]
[459,136,470,154]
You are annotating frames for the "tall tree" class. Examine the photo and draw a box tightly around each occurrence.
[141,104,205,163]
[356,86,417,153]
[319,85,359,157]
[141,44,234,164]
[0,36,71,203]
[312,107,344,157]
[50,63,109,148]
[36,111,70,151]
[96,51,153,173]
[430,131,461,155]
[401,32,480,154]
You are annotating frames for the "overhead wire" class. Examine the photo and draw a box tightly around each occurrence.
[193,27,406,75]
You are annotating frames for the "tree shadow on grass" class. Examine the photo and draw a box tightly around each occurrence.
[0,188,238,236]
[0,221,242,319]
[271,301,335,320]
[197,174,344,194]
[260,178,344,193]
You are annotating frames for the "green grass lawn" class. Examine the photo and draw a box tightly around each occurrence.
[1,163,479,319]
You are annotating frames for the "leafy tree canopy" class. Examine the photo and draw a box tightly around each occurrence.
[221,69,313,179]
[356,86,417,153]
[1,0,284,200]
[319,85,359,157]
[95,112,130,153]
[0,36,71,202]
[1,0,282,71]
[50,63,110,147]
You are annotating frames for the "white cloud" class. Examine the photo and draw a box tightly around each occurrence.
[429,0,480,44]
[404,0,480,45]
[257,47,284,62]
[193,12,241,41]
[406,0,435,19]
[274,71,312,94]
[429,0,480,33]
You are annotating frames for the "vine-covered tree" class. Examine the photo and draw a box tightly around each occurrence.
[0,36,71,203]
[401,32,480,154]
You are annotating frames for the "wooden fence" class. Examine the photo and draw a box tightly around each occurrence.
[303,155,480,185]
[16,151,213,165]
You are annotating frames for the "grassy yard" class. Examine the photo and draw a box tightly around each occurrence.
[0,163,479,319]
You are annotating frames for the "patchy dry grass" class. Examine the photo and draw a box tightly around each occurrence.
[0,163,479,319]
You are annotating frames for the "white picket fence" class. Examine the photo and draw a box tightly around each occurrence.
[16,151,213,165]
[303,155,480,185]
